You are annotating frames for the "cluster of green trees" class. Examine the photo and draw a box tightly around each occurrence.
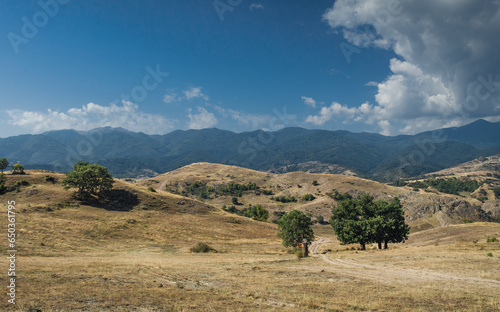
[407,178,481,195]
[222,204,269,222]
[0,158,25,175]
[330,194,409,250]
[326,190,353,201]
[182,181,263,199]
[0,158,25,194]
[221,182,257,195]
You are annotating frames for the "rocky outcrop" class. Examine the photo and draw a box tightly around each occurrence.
[399,192,491,223]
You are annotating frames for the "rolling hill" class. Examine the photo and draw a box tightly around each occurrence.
[1,119,500,181]
[138,162,499,232]
[1,167,499,311]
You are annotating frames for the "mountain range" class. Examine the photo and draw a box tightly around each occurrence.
[1,119,500,181]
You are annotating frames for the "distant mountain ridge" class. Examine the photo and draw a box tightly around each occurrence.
[1,119,500,181]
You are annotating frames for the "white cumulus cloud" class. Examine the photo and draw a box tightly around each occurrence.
[301,96,317,108]
[183,86,209,101]
[322,0,500,134]
[250,3,264,11]
[187,106,218,129]
[7,101,174,134]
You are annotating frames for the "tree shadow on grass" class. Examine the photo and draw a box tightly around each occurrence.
[82,189,140,211]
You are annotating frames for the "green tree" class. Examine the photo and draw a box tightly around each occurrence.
[243,204,268,222]
[331,195,410,250]
[0,158,9,173]
[0,173,6,193]
[231,197,239,205]
[372,198,410,249]
[330,194,378,250]
[277,210,315,256]
[11,163,25,174]
[62,161,114,199]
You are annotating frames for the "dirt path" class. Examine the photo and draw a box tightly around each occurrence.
[157,175,169,192]
[310,236,500,286]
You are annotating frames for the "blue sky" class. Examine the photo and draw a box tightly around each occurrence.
[1,0,499,137]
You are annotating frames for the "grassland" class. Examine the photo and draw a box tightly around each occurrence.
[0,170,499,311]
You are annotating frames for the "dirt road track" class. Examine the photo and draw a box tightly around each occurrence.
[309,236,500,286]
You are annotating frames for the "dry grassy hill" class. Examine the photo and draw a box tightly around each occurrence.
[138,162,495,232]
[1,169,499,311]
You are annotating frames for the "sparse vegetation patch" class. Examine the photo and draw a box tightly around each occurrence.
[190,243,217,253]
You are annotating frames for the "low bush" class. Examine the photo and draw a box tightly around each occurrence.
[295,249,304,260]
[44,175,56,183]
[302,194,315,201]
[147,187,157,192]
[486,237,498,243]
[15,179,29,186]
[190,243,217,253]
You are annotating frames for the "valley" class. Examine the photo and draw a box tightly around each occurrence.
[0,162,499,311]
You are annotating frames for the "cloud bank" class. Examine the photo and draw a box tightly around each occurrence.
[312,0,500,134]
[7,101,174,135]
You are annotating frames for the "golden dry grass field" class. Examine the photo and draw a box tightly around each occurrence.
[0,170,499,311]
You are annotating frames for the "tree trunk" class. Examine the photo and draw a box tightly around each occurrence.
[384,240,388,249]
[377,241,382,250]
[304,242,309,257]
[360,242,366,250]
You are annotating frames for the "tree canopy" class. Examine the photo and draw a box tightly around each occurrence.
[277,210,315,248]
[330,194,409,250]
[0,158,9,173]
[243,204,269,222]
[11,163,24,174]
[0,173,6,194]
[62,161,114,199]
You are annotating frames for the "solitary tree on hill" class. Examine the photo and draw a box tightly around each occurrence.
[277,210,315,256]
[62,161,114,199]
[0,158,9,173]
[11,163,25,174]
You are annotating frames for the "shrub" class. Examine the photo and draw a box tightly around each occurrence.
[15,179,29,186]
[477,197,488,203]
[12,163,25,175]
[223,205,237,213]
[262,189,273,195]
[493,187,500,199]
[487,252,493,257]
[147,187,157,192]
[272,195,297,203]
[295,249,304,260]
[486,237,498,243]
[243,204,268,222]
[312,180,319,186]
[231,197,239,205]
[190,243,217,253]
[463,218,473,224]
[316,215,324,224]
[44,175,56,183]
[302,194,315,201]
